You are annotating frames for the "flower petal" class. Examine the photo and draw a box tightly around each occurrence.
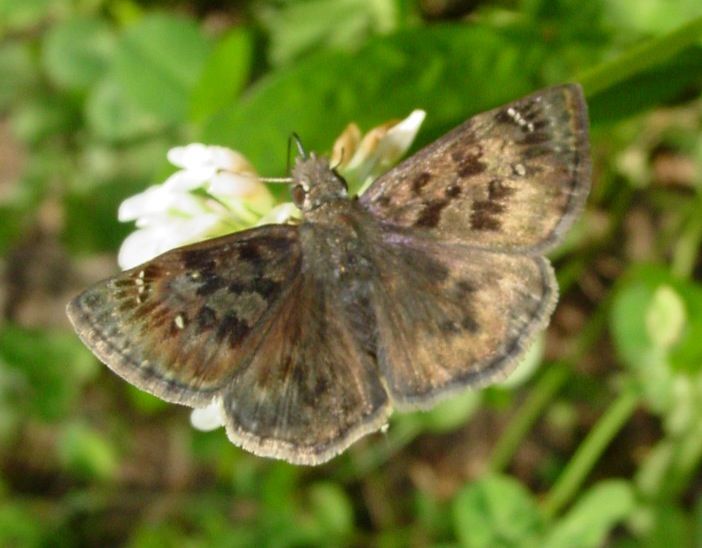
[167,143,211,169]
[190,400,225,431]
[117,214,221,269]
[257,202,301,225]
[168,143,256,174]
[163,167,215,191]
[208,172,267,199]
[338,109,426,189]
[331,122,362,167]
[118,185,172,222]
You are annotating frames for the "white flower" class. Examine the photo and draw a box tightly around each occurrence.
[332,109,426,193]
[116,143,274,269]
[190,400,225,432]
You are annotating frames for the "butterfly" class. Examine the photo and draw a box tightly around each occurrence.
[67,84,590,465]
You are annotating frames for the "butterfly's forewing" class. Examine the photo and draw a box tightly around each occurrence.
[67,225,302,407]
[360,84,590,253]
[367,231,556,408]
[221,272,391,465]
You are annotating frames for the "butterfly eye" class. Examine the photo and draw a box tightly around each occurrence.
[292,184,307,206]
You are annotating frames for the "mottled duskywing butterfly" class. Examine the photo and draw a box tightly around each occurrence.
[67,84,590,465]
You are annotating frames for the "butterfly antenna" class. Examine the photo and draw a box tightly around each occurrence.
[331,146,345,170]
[258,176,294,184]
[288,133,308,170]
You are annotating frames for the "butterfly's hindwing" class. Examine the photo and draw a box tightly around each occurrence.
[367,230,557,408]
[67,225,302,406]
[360,84,590,253]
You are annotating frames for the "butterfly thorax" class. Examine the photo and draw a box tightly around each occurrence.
[289,155,379,293]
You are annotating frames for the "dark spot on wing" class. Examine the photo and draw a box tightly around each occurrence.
[518,131,551,145]
[412,172,432,195]
[523,144,554,159]
[196,273,226,296]
[415,199,450,228]
[142,263,163,280]
[488,179,514,200]
[494,109,515,125]
[182,249,216,271]
[238,241,261,261]
[262,234,295,254]
[461,315,479,333]
[314,374,329,396]
[439,319,461,334]
[229,281,251,294]
[417,253,449,283]
[453,148,487,178]
[254,278,281,300]
[216,312,250,348]
[456,279,477,293]
[446,184,461,198]
[470,200,504,231]
[197,305,217,330]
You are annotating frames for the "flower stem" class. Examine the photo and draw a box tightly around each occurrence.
[488,297,610,473]
[541,384,639,519]
[488,363,569,473]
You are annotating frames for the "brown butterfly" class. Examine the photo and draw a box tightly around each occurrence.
[67,84,590,465]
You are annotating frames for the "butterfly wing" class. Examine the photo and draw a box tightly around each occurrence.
[368,230,556,408]
[69,223,391,464]
[67,225,302,407]
[360,84,590,253]
[221,269,391,465]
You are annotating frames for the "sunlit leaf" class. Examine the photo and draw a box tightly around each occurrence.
[112,13,211,124]
[452,474,543,547]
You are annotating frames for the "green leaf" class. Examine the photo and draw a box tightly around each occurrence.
[41,16,115,90]
[543,480,635,548]
[204,25,546,174]
[0,41,37,112]
[112,13,211,124]
[610,264,702,375]
[0,325,98,420]
[189,28,252,124]
[587,46,702,125]
[645,285,686,350]
[307,482,354,540]
[452,474,543,547]
[10,92,80,144]
[256,0,400,65]
[0,0,63,34]
[644,504,692,547]
[58,422,118,481]
[85,76,165,141]
[0,502,45,546]
[604,0,702,37]
[415,389,481,433]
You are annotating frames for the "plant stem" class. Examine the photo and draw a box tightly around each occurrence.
[671,212,702,280]
[488,363,568,473]
[576,16,702,96]
[488,297,610,473]
[541,384,639,519]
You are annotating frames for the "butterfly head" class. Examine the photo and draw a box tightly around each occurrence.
[291,154,349,212]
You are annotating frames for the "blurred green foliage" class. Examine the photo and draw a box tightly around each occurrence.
[1,0,702,546]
